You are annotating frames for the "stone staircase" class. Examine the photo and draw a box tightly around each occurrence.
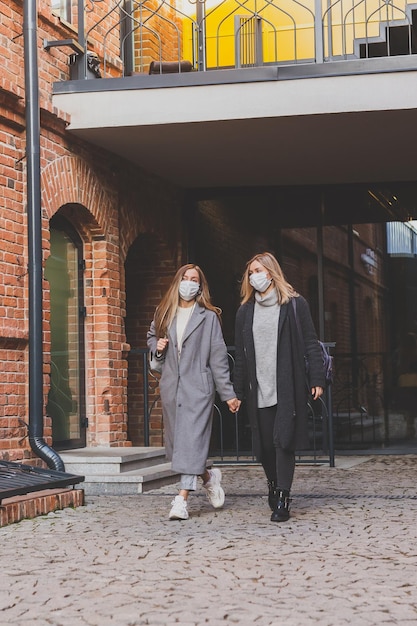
[59,447,180,496]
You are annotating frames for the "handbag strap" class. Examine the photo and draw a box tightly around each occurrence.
[291,298,304,348]
[291,298,311,391]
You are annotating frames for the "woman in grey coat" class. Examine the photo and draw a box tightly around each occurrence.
[234,252,325,522]
[147,264,239,521]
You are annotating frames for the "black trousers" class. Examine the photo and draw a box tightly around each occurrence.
[258,405,295,491]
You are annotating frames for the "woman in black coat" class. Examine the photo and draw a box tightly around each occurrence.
[234,252,325,522]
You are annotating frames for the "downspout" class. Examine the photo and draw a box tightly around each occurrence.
[317,194,325,340]
[23,0,65,471]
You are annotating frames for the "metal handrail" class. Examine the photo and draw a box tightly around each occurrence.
[68,0,417,78]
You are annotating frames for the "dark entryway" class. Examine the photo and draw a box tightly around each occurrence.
[187,190,417,454]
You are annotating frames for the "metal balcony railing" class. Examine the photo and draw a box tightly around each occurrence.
[62,0,417,79]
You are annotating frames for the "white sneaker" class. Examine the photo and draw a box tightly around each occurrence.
[169,495,189,520]
[203,468,225,509]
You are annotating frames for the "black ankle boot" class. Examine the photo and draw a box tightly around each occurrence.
[267,480,278,511]
[270,489,291,522]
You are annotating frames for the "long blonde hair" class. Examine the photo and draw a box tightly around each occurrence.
[154,264,221,337]
[240,252,297,305]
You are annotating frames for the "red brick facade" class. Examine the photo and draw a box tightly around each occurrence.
[0,0,185,462]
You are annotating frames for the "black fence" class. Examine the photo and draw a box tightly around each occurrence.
[130,346,417,456]
[131,347,335,467]
[210,388,335,467]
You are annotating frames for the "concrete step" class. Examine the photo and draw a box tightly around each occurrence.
[58,447,180,495]
[78,462,180,496]
[59,446,168,475]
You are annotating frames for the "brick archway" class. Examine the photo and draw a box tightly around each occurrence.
[41,155,113,231]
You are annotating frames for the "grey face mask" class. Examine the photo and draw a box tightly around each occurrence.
[179,280,200,301]
[249,272,272,293]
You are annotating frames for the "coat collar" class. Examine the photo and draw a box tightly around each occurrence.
[168,302,206,345]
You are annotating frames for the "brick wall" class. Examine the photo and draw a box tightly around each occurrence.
[125,234,179,446]
[0,8,28,460]
[0,488,85,527]
[193,203,275,343]
[0,343,28,462]
[133,0,184,72]
[193,203,388,361]
[0,0,186,461]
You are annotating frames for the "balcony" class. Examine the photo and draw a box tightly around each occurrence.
[50,0,417,192]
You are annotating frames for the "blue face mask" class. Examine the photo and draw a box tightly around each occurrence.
[179,280,200,301]
[249,271,272,293]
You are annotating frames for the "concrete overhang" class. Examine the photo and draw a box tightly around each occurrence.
[52,57,417,191]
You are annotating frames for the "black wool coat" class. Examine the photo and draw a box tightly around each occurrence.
[233,295,325,455]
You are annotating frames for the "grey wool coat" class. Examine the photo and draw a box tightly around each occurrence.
[233,295,325,456]
[147,304,235,475]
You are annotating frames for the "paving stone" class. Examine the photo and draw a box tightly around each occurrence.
[1,456,417,625]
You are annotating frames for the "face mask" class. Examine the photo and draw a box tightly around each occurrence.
[249,271,272,293]
[179,280,200,301]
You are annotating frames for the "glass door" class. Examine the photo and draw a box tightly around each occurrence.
[45,215,86,449]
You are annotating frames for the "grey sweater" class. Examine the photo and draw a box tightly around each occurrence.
[253,289,280,408]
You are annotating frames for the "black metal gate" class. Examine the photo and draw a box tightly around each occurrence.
[133,347,335,467]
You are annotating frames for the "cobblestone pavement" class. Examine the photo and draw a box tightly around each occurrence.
[1,455,417,626]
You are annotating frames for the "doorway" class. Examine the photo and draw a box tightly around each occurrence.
[45,215,87,449]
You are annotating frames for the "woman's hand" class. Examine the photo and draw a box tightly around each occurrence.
[156,337,169,353]
[227,398,241,413]
[311,386,324,400]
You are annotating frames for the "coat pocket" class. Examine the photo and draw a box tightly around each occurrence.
[200,369,214,395]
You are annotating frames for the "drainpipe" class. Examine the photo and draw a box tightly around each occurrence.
[317,193,325,340]
[23,0,65,471]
